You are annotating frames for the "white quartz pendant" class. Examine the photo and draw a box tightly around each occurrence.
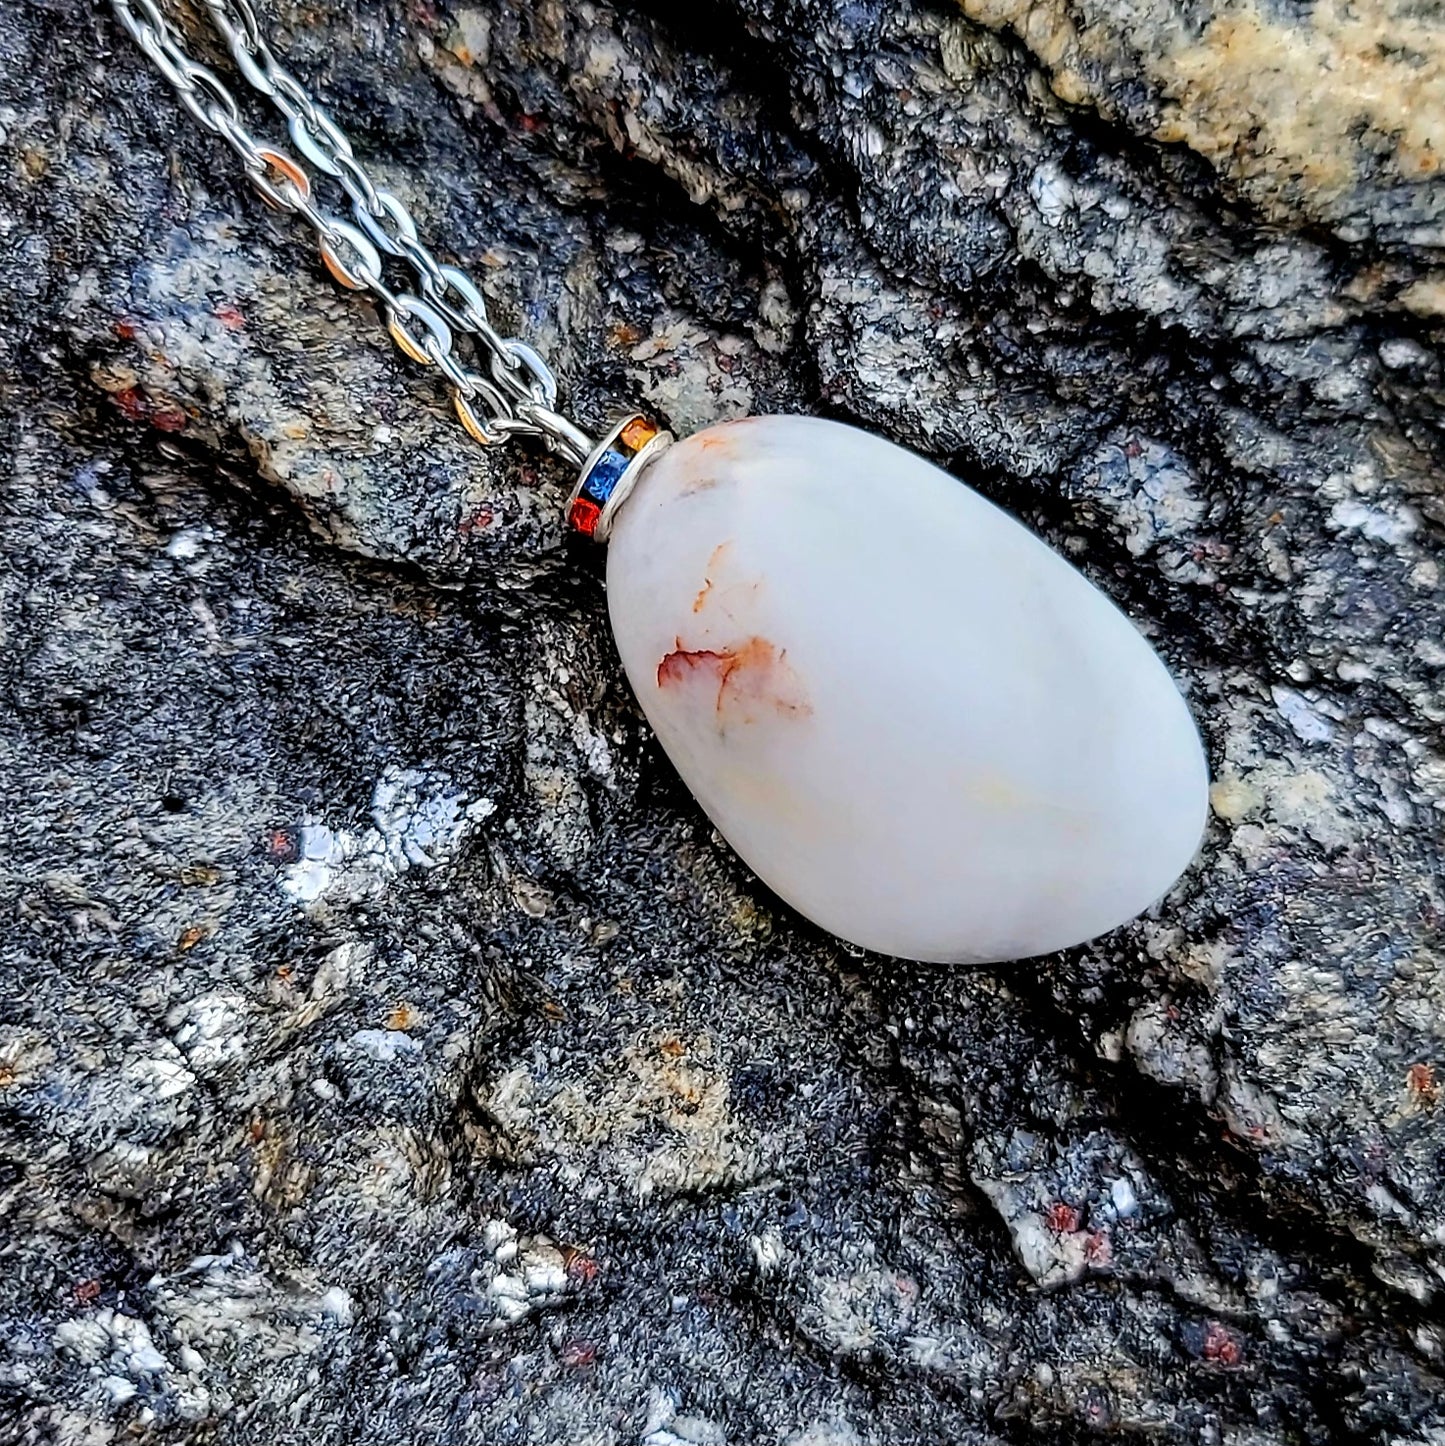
[605,416,1208,964]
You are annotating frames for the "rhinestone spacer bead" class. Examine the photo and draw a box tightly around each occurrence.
[567,414,673,541]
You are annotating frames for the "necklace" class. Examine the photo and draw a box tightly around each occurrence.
[109,0,1209,965]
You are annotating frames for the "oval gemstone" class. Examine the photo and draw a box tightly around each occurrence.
[605,416,1209,964]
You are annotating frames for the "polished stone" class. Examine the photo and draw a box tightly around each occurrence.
[607,415,1210,963]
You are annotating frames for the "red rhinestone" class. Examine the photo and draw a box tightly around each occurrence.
[568,497,602,536]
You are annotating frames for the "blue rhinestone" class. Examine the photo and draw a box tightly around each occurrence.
[582,447,630,505]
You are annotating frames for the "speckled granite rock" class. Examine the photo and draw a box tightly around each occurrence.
[1,0,1443,1442]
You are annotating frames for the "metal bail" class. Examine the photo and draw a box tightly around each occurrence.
[517,403,596,469]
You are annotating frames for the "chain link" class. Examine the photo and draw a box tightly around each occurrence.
[109,0,595,464]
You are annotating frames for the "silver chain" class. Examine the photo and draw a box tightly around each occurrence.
[109,0,596,466]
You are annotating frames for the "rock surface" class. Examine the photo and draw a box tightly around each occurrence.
[1,0,1442,1442]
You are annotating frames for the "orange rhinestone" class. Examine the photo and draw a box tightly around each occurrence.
[618,416,658,452]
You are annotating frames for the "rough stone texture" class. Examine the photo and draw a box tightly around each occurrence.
[1,0,1443,1442]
